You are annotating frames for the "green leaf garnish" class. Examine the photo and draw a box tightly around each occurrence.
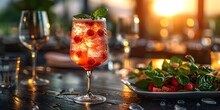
[92,7,108,20]
[73,14,92,19]
[72,7,108,20]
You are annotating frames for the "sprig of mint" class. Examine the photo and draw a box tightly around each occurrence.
[73,7,108,20]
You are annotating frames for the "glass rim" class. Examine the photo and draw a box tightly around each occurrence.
[21,10,47,13]
[72,18,106,21]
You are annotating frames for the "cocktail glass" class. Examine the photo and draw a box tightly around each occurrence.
[70,18,108,104]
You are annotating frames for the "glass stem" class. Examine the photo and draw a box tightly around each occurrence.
[124,45,130,59]
[31,51,38,80]
[86,70,93,98]
[124,46,130,68]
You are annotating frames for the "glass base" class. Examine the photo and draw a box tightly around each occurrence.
[20,78,50,86]
[74,95,106,104]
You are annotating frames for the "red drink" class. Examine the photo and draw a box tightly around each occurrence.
[70,7,109,104]
[70,18,108,71]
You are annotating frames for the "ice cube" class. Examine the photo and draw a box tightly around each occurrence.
[71,43,87,51]
[85,39,95,47]
[73,22,89,36]
[73,28,85,36]
[88,48,100,57]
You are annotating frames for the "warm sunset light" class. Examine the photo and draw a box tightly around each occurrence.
[153,0,185,16]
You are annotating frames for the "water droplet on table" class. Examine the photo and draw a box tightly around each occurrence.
[196,102,201,107]
[129,103,144,110]
[52,103,61,109]
[68,88,74,93]
[174,99,187,110]
[174,104,187,110]
[201,98,217,105]
[160,101,166,106]
[32,104,39,110]
[177,100,185,105]
[46,90,59,96]
[57,88,79,96]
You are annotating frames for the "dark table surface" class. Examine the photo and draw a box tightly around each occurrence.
[1,67,220,110]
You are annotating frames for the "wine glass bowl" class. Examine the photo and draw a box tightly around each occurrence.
[70,18,108,104]
[19,10,50,86]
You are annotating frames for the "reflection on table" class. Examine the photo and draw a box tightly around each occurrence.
[1,60,220,110]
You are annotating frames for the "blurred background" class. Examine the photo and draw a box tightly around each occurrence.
[0,0,220,67]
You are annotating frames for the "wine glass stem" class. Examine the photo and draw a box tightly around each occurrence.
[124,46,130,68]
[86,70,93,98]
[31,51,38,80]
[124,46,130,59]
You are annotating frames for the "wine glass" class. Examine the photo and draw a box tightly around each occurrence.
[116,15,139,71]
[70,18,108,104]
[18,10,50,86]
